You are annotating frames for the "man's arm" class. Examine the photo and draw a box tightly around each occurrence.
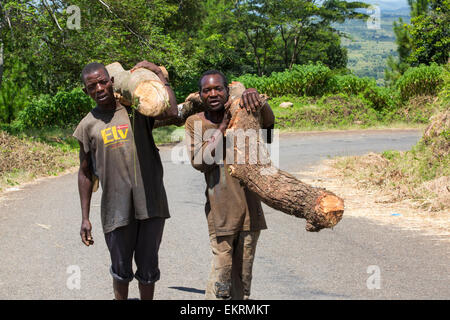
[185,115,227,173]
[260,101,275,144]
[260,101,275,129]
[131,60,178,121]
[239,88,275,143]
[78,141,94,246]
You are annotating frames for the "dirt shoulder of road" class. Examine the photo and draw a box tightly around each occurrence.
[296,160,450,242]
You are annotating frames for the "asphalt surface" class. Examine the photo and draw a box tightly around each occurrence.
[0,129,448,300]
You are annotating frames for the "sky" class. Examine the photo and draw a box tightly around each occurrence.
[357,0,409,10]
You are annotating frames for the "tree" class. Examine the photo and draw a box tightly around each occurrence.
[233,0,275,76]
[384,0,447,85]
[408,0,450,65]
[232,0,367,75]
[0,0,201,96]
[0,59,31,123]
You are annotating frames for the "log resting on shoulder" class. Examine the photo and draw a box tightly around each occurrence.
[158,82,344,231]
[106,62,170,117]
[225,98,344,232]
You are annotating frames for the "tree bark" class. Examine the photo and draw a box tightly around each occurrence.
[224,88,344,232]
[106,62,169,117]
[0,41,3,87]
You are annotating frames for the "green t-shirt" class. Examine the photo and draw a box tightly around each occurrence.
[73,102,170,233]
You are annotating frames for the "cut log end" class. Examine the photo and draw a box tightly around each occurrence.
[106,62,170,117]
[134,80,169,117]
[307,192,344,232]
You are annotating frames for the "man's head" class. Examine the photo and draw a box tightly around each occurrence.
[199,70,229,112]
[81,62,115,107]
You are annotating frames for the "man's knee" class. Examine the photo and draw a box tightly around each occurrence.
[215,281,232,299]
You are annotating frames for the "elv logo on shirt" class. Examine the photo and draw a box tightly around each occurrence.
[101,124,129,146]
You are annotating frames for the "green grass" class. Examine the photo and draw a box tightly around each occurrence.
[0,129,79,191]
[152,125,185,145]
[2,125,80,151]
[269,93,435,131]
[331,93,449,212]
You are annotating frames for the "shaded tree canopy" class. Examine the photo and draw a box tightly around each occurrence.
[0,0,368,99]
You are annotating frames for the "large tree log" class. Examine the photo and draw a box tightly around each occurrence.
[106,62,170,117]
[224,85,344,232]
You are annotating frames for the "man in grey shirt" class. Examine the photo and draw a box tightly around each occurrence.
[74,61,177,300]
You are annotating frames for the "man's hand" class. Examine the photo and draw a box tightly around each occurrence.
[240,88,262,113]
[80,219,94,246]
[130,60,162,75]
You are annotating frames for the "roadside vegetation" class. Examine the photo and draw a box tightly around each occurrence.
[1,62,446,191]
[237,62,445,131]
[0,0,448,198]
[0,130,78,191]
[331,74,449,211]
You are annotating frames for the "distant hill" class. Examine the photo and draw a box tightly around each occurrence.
[335,2,411,85]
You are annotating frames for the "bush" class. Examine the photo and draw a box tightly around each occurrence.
[272,94,382,130]
[329,74,374,95]
[396,64,444,101]
[16,88,94,129]
[0,61,32,124]
[361,85,399,111]
[235,63,333,97]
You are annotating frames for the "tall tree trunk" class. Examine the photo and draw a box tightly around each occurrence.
[0,41,3,88]
[280,25,290,69]
[247,29,262,77]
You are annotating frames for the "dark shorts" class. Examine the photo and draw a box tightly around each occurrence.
[104,217,165,285]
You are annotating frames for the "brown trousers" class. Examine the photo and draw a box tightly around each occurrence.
[205,231,260,300]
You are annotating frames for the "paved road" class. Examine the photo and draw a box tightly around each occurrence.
[0,129,448,300]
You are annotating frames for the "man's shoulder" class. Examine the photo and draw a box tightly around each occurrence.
[186,112,203,121]
[78,109,96,125]
[185,113,204,128]
[73,110,97,137]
